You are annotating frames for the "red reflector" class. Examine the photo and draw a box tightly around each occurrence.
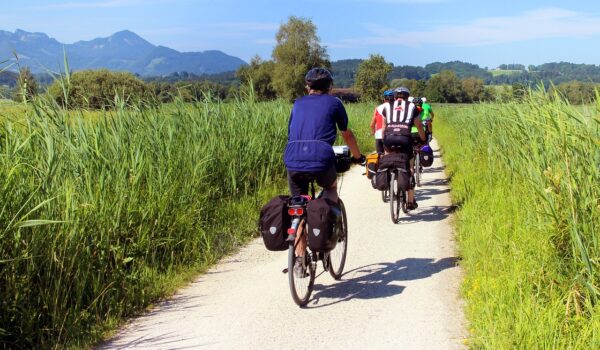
[287,228,296,235]
[296,208,304,216]
[288,208,296,216]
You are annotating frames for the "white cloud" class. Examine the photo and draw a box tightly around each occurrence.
[337,7,600,48]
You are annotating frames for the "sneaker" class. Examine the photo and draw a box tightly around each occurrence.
[294,257,307,278]
[406,201,418,210]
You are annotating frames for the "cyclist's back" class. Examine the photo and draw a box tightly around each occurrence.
[284,68,364,201]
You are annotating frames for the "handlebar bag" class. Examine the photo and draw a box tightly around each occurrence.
[306,197,341,252]
[258,195,291,251]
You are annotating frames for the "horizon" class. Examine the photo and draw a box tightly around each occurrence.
[2,0,600,68]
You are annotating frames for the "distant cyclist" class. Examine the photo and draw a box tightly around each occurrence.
[382,87,426,210]
[411,97,434,142]
[284,67,364,273]
[370,90,394,154]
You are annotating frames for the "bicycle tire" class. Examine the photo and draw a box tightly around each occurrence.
[288,241,315,306]
[415,152,421,187]
[328,199,348,280]
[389,171,401,223]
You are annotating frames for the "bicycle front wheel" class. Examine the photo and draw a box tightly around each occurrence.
[415,153,421,187]
[328,199,348,280]
[389,171,401,223]
[288,240,315,307]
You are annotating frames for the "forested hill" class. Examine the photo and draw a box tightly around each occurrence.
[331,60,600,87]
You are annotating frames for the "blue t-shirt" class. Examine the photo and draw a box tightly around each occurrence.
[284,94,349,172]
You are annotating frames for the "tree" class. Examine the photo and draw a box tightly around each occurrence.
[236,55,276,101]
[461,77,485,103]
[13,67,38,102]
[424,70,464,103]
[48,69,150,109]
[271,16,330,101]
[354,54,393,101]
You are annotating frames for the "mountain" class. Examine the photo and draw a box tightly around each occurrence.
[0,29,246,76]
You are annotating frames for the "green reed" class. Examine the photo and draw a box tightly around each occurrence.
[435,89,600,348]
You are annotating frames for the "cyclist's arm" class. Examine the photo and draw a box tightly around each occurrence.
[414,117,426,142]
[341,129,361,160]
[369,109,377,135]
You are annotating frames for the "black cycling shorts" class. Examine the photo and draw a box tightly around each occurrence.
[287,164,337,197]
[383,134,413,159]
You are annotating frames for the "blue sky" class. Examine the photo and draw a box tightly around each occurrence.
[3,0,600,68]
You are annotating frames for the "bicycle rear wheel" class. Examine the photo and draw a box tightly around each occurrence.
[389,171,401,223]
[328,199,348,280]
[288,240,315,306]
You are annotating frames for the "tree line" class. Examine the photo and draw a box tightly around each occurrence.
[3,16,600,107]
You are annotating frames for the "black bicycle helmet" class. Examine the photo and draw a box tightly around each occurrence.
[305,67,333,91]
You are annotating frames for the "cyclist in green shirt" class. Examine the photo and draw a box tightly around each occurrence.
[411,97,434,142]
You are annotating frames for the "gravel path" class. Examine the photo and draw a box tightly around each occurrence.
[100,140,466,350]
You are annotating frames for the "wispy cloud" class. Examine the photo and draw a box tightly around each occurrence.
[336,7,600,48]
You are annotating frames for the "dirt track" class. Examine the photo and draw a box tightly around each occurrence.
[101,139,466,350]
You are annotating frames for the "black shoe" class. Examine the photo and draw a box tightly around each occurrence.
[406,201,418,210]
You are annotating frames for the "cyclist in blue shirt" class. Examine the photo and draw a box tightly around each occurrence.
[284,68,364,203]
[284,68,364,274]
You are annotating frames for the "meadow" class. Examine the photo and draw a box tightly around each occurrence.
[1,89,598,349]
[435,91,599,348]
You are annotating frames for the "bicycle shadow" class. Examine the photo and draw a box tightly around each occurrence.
[398,205,453,223]
[307,257,458,308]
[414,187,450,202]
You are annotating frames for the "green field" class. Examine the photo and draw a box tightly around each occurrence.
[489,69,523,76]
[1,92,599,348]
[435,94,599,348]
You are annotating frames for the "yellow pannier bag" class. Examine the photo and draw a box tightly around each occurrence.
[365,152,380,179]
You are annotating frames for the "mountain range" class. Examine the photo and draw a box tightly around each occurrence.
[0,29,247,76]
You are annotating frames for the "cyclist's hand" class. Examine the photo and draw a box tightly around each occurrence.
[352,154,366,165]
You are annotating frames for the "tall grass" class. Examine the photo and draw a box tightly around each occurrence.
[435,90,600,348]
[0,91,374,349]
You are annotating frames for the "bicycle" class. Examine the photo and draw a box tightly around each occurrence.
[379,150,410,224]
[286,146,351,306]
[413,144,422,187]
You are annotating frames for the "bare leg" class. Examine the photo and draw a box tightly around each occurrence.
[295,219,307,257]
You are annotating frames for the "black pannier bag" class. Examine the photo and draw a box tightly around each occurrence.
[372,169,389,191]
[379,152,410,170]
[306,197,341,252]
[378,152,411,191]
[258,195,291,251]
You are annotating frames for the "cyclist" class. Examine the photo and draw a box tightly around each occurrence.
[370,90,395,154]
[284,67,364,274]
[382,87,426,210]
[411,96,434,142]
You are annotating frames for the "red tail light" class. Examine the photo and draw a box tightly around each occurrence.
[287,207,305,216]
[287,228,296,235]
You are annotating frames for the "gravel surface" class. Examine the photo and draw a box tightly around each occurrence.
[100,140,467,350]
